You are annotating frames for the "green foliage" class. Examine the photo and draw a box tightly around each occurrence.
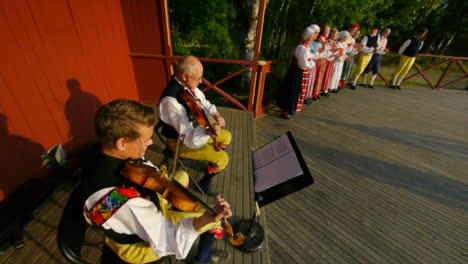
[168,0,465,102]
[261,0,446,58]
[169,0,239,59]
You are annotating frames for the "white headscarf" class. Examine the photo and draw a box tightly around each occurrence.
[309,24,320,33]
[301,27,315,41]
[337,31,350,41]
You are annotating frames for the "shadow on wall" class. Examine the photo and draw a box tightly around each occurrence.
[0,113,45,201]
[313,117,468,161]
[63,78,102,162]
[295,137,468,211]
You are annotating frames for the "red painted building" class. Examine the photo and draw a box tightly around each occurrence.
[0,0,172,200]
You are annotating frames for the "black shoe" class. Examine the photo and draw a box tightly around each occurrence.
[349,85,356,90]
[389,85,395,89]
[304,98,312,105]
[396,86,401,90]
[360,83,367,87]
[312,97,317,101]
[368,85,374,89]
[322,92,330,97]
[317,96,321,100]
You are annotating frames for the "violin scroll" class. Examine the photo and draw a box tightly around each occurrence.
[222,221,244,246]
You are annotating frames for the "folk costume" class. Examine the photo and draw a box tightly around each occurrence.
[322,38,339,94]
[309,40,327,100]
[339,25,360,87]
[81,150,221,264]
[350,31,380,89]
[362,32,389,87]
[304,24,322,103]
[329,31,350,92]
[158,77,231,194]
[310,33,334,98]
[317,34,334,95]
[391,36,425,88]
[278,27,316,118]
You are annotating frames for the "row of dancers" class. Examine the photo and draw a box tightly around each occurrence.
[277,24,428,120]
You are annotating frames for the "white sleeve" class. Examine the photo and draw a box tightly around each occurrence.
[398,39,411,55]
[419,40,424,52]
[376,38,387,54]
[84,190,199,260]
[158,96,210,149]
[295,45,315,69]
[193,88,217,116]
[127,199,198,260]
[360,36,373,54]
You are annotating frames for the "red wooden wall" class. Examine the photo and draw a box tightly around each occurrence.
[121,0,173,104]
[0,0,140,200]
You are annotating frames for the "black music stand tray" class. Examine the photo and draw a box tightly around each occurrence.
[235,131,314,253]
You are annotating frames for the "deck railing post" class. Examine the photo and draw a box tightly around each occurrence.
[253,61,270,118]
[435,59,455,89]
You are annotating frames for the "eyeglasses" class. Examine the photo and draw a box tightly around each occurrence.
[188,74,202,82]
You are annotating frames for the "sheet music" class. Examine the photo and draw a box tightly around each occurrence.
[254,134,303,192]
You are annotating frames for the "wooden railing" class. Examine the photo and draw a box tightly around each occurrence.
[130,52,269,116]
[377,53,467,89]
[130,52,466,119]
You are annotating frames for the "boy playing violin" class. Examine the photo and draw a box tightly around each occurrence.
[81,99,231,263]
[158,56,231,197]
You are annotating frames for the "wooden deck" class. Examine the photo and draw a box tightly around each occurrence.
[0,107,268,264]
[255,85,468,264]
[1,86,468,264]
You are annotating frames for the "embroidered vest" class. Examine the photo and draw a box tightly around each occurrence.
[86,187,141,226]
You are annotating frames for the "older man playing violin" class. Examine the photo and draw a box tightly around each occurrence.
[158,55,231,197]
[81,98,232,264]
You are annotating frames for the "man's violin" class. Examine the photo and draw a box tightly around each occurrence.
[179,89,221,152]
[121,160,244,246]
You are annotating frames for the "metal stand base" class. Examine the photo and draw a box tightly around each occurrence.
[234,219,265,253]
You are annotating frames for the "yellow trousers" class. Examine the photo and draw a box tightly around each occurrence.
[166,129,231,170]
[393,55,416,77]
[352,53,373,80]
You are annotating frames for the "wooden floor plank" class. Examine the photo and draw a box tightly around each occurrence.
[3,87,467,264]
[0,107,267,264]
[256,86,468,264]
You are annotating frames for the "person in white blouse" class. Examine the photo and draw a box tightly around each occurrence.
[329,31,353,92]
[361,27,391,88]
[339,24,362,88]
[82,99,232,264]
[277,26,319,119]
[158,56,231,197]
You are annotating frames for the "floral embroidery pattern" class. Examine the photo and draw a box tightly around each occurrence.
[87,187,140,226]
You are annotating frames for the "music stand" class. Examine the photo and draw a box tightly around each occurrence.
[234,131,313,252]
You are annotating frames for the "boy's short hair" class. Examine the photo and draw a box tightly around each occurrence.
[94,99,156,147]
